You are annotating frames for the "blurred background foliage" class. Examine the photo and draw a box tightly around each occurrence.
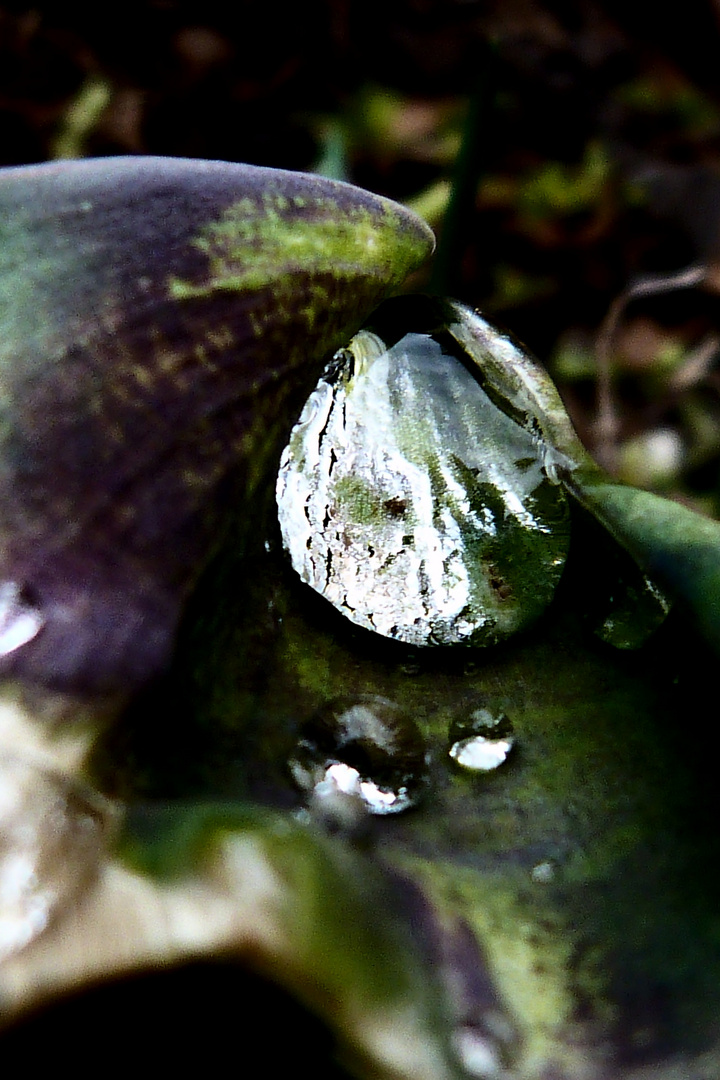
[5,1,720,508]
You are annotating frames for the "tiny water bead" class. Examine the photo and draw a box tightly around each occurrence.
[288,695,428,816]
[276,295,570,649]
[530,861,555,884]
[0,582,44,658]
[448,708,515,774]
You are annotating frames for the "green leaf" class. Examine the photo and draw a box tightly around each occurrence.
[3,161,720,1080]
[445,295,720,653]
[566,470,720,652]
[0,157,433,693]
[77,474,720,1079]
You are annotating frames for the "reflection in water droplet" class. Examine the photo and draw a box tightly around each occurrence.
[449,736,513,772]
[448,708,515,773]
[0,583,44,657]
[453,1027,504,1078]
[289,696,428,816]
[277,296,570,648]
[0,752,108,960]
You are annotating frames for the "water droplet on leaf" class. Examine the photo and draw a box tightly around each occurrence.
[0,583,44,658]
[277,296,569,647]
[531,860,555,884]
[448,708,515,773]
[453,1026,505,1078]
[594,573,670,650]
[289,695,428,816]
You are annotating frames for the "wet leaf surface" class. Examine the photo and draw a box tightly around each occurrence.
[2,154,720,1080]
[0,156,432,693]
[86,473,720,1079]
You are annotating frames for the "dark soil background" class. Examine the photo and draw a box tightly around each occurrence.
[5,1,720,505]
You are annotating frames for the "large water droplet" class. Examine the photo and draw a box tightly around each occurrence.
[448,708,515,773]
[0,583,44,657]
[277,296,569,648]
[289,695,428,816]
[0,752,109,960]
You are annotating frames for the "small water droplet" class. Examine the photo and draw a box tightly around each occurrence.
[453,1027,504,1078]
[531,860,555,884]
[448,708,515,773]
[289,695,428,816]
[0,583,44,658]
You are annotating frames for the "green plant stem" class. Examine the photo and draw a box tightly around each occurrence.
[428,52,496,297]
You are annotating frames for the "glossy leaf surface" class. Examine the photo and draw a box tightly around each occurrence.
[85,486,719,1080]
[0,157,433,692]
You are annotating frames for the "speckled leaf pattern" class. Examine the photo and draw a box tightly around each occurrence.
[0,157,433,692]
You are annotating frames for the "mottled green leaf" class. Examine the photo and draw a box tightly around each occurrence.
[567,469,720,652]
[77,470,719,1080]
[0,157,432,693]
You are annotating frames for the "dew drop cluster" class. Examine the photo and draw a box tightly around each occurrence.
[289,693,517,821]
